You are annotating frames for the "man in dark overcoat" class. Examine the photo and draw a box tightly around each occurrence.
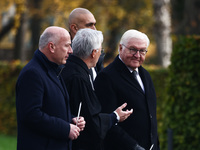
[16,26,85,150]
[94,29,160,150]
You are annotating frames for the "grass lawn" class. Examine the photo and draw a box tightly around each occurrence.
[0,134,17,150]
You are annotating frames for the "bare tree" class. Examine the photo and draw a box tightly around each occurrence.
[153,0,172,68]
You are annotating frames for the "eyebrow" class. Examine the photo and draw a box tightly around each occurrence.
[129,46,147,50]
[86,22,96,26]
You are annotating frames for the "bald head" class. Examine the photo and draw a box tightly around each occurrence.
[38,26,72,65]
[39,26,70,50]
[69,8,92,25]
[68,8,96,39]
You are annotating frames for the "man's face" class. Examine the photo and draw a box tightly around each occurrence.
[54,32,73,65]
[77,13,96,30]
[119,37,147,70]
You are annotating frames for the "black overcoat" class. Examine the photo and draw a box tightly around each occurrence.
[94,55,160,150]
[16,49,72,150]
[62,55,113,150]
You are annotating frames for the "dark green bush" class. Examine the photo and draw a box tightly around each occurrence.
[163,36,200,150]
[0,61,25,135]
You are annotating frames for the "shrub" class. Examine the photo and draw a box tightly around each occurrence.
[163,36,200,150]
[0,60,25,135]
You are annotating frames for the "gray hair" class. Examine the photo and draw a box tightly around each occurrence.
[72,28,103,59]
[119,29,150,50]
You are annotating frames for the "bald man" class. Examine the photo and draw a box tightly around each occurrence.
[66,8,104,80]
[68,8,96,40]
[16,26,85,150]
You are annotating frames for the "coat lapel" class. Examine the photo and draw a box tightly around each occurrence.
[114,56,145,95]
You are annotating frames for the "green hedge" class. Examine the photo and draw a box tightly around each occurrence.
[0,61,25,135]
[163,36,200,150]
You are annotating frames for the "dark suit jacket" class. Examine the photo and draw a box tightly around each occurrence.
[94,55,160,150]
[16,49,72,150]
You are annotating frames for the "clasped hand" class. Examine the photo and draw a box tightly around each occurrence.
[69,116,86,140]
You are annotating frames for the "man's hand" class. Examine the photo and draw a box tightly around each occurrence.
[115,103,133,122]
[69,124,80,140]
[72,116,86,131]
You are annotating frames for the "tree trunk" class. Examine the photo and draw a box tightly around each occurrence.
[13,12,28,62]
[29,0,43,59]
[153,0,172,68]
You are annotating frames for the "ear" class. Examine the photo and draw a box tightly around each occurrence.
[91,49,97,58]
[48,42,55,53]
[119,44,123,52]
[70,24,78,33]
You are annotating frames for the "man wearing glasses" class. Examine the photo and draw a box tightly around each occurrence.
[94,29,160,150]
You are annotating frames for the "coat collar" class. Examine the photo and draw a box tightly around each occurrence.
[35,49,65,77]
[67,55,91,75]
[34,49,67,97]
[114,55,145,94]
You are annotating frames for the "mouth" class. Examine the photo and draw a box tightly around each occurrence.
[131,59,139,62]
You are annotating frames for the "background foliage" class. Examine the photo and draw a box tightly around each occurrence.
[162,36,200,149]
[0,61,24,135]
[0,0,155,63]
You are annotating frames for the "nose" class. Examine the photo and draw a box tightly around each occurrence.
[91,25,96,30]
[68,46,73,54]
[134,51,140,57]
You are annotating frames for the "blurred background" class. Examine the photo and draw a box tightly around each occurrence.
[0,0,200,149]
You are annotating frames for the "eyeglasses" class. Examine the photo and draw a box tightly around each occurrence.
[122,44,147,56]
[101,48,104,54]
[93,48,104,54]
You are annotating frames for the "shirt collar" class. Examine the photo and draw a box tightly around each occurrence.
[118,55,138,74]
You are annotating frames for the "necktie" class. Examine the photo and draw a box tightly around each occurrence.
[132,70,145,93]
[132,70,138,81]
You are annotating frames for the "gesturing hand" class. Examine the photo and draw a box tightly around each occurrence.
[115,103,133,122]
